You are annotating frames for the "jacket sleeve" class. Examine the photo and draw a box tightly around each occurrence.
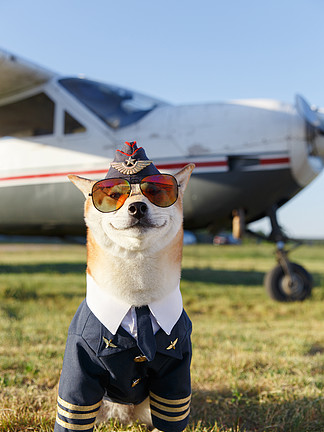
[149,328,192,432]
[54,333,106,432]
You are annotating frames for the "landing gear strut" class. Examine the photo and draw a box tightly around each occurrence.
[247,206,313,302]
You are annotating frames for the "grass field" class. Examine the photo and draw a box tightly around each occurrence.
[0,242,323,432]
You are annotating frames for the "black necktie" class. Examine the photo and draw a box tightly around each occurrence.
[135,306,156,361]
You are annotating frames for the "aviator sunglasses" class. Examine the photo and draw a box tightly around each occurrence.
[89,174,179,213]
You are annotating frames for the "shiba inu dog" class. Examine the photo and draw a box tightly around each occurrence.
[54,141,194,432]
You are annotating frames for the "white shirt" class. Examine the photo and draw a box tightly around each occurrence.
[86,273,183,338]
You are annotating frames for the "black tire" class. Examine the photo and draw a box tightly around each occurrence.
[264,262,313,302]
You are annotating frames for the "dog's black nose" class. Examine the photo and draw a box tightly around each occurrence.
[128,202,148,219]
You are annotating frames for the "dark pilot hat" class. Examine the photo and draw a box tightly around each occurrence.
[105,141,160,182]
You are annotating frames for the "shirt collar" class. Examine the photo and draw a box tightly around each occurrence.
[86,273,183,335]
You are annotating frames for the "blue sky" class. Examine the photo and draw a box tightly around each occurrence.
[1,0,324,238]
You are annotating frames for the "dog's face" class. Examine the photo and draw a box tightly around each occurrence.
[69,164,194,255]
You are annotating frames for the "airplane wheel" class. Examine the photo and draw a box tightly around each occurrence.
[264,262,313,302]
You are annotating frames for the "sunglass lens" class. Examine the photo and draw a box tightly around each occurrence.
[141,175,178,207]
[92,179,130,212]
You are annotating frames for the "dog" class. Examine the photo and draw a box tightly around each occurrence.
[54,141,195,432]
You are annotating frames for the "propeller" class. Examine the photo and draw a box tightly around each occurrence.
[295,94,324,159]
[295,94,324,134]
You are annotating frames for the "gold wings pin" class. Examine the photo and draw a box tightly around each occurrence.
[103,337,117,349]
[110,157,152,175]
[166,338,178,350]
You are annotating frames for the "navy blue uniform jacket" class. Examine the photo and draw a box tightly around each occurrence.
[55,300,192,432]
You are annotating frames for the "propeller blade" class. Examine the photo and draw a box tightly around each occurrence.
[295,94,324,134]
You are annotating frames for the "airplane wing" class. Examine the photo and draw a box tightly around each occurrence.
[0,48,57,98]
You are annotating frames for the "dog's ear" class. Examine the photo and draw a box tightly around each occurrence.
[68,175,96,198]
[174,163,195,199]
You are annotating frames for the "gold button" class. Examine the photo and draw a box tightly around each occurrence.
[134,355,148,363]
[131,378,141,387]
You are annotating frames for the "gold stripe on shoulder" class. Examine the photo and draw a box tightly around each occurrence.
[56,415,96,430]
[149,392,191,405]
[57,405,99,420]
[57,395,102,412]
[150,399,190,413]
[150,407,190,422]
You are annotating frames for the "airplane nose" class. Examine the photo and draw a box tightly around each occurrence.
[296,94,324,158]
[314,135,324,158]
[128,202,148,219]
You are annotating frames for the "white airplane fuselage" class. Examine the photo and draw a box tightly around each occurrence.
[0,76,323,236]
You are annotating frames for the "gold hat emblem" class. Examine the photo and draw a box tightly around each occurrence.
[110,157,152,175]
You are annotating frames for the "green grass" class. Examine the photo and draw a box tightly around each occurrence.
[0,242,323,432]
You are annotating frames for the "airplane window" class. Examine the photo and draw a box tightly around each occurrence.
[64,111,86,134]
[0,93,54,137]
[59,78,164,129]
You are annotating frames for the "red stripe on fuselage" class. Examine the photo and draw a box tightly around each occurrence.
[0,169,108,182]
[260,157,290,165]
[156,160,227,170]
[0,161,227,182]
[0,157,290,183]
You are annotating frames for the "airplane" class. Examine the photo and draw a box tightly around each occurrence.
[0,48,324,302]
